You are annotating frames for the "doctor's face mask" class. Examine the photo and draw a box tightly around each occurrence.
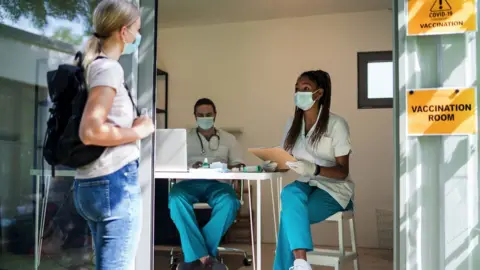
[195,104,216,130]
[197,117,214,130]
[294,90,321,111]
[294,76,323,111]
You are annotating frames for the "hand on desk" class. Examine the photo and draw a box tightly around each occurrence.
[286,159,316,176]
[192,161,203,168]
[228,163,245,169]
[262,160,278,172]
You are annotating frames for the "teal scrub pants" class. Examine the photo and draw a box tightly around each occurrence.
[168,180,240,263]
[273,181,353,270]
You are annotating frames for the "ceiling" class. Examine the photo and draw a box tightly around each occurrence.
[157,0,392,28]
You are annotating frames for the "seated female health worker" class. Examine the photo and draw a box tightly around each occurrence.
[169,98,245,270]
[265,70,354,270]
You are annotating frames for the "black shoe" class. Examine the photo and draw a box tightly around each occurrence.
[177,260,204,270]
[204,257,228,270]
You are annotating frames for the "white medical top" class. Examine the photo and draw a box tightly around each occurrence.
[186,128,244,183]
[281,111,354,209]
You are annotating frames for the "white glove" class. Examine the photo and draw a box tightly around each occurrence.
[262,160,278,172]
[286,159,316,176]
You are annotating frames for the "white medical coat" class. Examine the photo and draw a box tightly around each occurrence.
[281,112,354,209]
[186,128,244,183]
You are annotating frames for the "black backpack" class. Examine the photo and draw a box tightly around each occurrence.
[43,51,139,170]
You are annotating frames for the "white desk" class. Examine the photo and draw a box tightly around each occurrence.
[155,171,283,270]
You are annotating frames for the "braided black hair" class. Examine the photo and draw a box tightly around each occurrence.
[284,69,332,152]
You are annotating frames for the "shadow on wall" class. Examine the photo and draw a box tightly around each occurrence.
[398,1,480,269]
[399,136,478,269]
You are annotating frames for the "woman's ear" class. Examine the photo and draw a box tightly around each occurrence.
[314,88,324,101]
[119,26,128,43]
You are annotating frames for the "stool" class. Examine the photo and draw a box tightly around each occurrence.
[307,210,359,270]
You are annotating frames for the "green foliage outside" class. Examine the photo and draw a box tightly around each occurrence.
[51,26,84,45]
[0,0,98,45]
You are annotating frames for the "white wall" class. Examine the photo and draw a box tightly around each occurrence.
[158,10,394,248]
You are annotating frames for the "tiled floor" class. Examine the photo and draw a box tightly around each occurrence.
[0,251,93,270]
[0,244,393,269]
[155,244,393,270]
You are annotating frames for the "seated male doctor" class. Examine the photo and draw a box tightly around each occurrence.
[169,98,244,270]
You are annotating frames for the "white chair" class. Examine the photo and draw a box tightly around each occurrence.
[167,179,253,269]
[307,210,360,270]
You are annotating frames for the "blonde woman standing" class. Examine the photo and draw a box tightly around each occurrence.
[72,0,154,269]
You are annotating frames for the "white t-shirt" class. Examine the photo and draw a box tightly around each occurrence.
[75,58,140,179]
[281,112,354,209]
[184,128,243,183]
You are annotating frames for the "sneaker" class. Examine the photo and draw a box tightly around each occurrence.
[204,257,228,270]
[289,259,312,270]
[177,260,204,270]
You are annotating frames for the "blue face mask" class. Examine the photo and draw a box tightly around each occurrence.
[294,90,320,111]
[122,33,142,55]
[197,117,214,130]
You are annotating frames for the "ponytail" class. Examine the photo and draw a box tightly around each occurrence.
[82,34,103,69]
[84,0,140,68]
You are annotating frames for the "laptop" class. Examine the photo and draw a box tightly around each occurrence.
[154,129,188,172]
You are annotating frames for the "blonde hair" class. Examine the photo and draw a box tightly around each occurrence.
[82,0,140,68]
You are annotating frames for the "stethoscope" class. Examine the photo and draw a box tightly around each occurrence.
[196,128,220,155]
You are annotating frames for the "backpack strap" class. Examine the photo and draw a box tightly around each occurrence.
[93,56,140,117]
[94,55,107,61]
[123,83,141,117]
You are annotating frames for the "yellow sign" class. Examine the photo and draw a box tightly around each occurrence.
[408,0,477,36]
[407,88,477,135]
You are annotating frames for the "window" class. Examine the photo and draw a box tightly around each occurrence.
[0,2,98,269]
[357,51,393,109]
[0,1,157,268]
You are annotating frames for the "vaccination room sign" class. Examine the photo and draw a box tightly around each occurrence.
[407,0,477,35]
[407,88,477,135]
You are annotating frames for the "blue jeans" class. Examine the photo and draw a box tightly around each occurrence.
[274,181,354,270]
[168,180,240,262]
[73,160,142,270]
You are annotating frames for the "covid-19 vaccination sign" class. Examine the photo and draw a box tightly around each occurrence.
[407,88,477,136]
[407,0,477,36]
